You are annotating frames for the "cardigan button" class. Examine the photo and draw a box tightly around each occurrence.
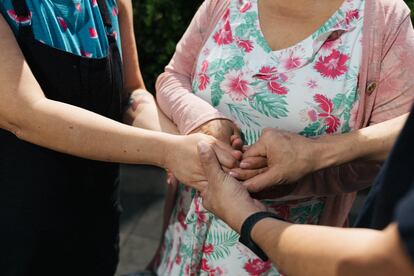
[366,81,377,95]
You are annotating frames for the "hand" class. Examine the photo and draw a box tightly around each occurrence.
[192,119,243,150]
[198,141,265,233]
[229,148,268,181]
[239,129,321,193]
[164,133,242,191]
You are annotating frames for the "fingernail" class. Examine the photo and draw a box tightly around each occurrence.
[229,172,238,178]
[240,162,249,168]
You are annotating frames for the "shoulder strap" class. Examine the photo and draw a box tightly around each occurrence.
[97,0,113,28]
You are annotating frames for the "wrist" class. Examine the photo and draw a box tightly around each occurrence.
[313,132,362,170]
[159,133,180,169]
[311,135,345,171]
[227,202,265,233]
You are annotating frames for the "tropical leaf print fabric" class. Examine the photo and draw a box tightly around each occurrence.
[0,0,121,58]
[158,0,364,275]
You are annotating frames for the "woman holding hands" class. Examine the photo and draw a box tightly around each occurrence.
[0,1,240,275]
[154,0,414,274]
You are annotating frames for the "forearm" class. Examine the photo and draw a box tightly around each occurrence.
[12,97,175,166]
[314,114,408,170]
[251,220,412,276]
[123,89,179,134]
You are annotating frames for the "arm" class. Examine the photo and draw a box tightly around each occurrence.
[237,114,407,193]
[155,0,231,135]
[118,0,178,134]
[198,142,414,276]
[0,15,238,190]
[251,221,413,276]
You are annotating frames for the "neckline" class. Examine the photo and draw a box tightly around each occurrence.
[253,0,351,54]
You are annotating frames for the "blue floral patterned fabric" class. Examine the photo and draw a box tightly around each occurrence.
[0,0,121,58]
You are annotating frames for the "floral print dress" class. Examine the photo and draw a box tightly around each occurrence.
[157,0,364,274]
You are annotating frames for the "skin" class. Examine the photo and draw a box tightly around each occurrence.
[258,0,346,51]
[0,0,241,191]
[230,114,408,193]
[198,142,414,276]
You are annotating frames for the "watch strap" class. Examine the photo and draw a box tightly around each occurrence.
[239,211,285,261]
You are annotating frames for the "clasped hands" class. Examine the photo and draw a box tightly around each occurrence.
[170,119,321,196]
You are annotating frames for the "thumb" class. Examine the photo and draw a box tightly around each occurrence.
[243,170,278,193]
[198,141,226,185]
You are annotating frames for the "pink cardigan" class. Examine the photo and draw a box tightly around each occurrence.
[156,0,414,226]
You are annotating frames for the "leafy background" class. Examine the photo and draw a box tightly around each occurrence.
[132,0,414,91]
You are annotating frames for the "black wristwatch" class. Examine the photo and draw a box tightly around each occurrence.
[239,211,285,261]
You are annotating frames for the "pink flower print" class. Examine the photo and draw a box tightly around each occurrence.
[223,8,230,20]
[268,81,288,95]
[7,10,31,24]
[308,109,318,122]
[57,17,67,32]
[112,6,119,16]
[175,254,182,265]
[91,0,98,7]
[323,115,340,134]
[81,50,93,58]
[75,3,82,12]
[239,1,252,13]
[202,243,214,255]
[194,198,207,224]
[244,258,272,276]
[271,205,290,220]
[321,39,337,51]
[220,70,253,101]
[314,94,333,115]
[200,258,211,272]
[89,27,98,39]
[314,94,340,134]
[202,47,210,56]
[213,20,233,45]
[198,61,210,91]
[255,66,288,95]
[306,79,318,89]
[255,66,278,81]
[236,38,254,53]
[177,210,187,230]
[279,73,288,83]
[283,55,301,70]
[345,9,359,25]
[314,50,349,79]
[110,31,118,40]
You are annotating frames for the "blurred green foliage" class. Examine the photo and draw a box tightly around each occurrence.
[133,0,414,91]
[406,0,414,21]
[132,0,203,90]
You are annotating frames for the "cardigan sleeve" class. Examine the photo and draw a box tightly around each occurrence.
[370,15,414,125]
[290,11,414,197]
[155,0,230,135]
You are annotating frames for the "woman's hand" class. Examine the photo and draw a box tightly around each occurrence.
[164,133,242,191]
[238,129,320,193]
[191,119,243,150]
[197,141,265,232]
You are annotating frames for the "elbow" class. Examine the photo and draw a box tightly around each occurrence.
[0,118,25,140]
[0,100,44,142]
[155,72,171,112]
[155,72,167,99]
